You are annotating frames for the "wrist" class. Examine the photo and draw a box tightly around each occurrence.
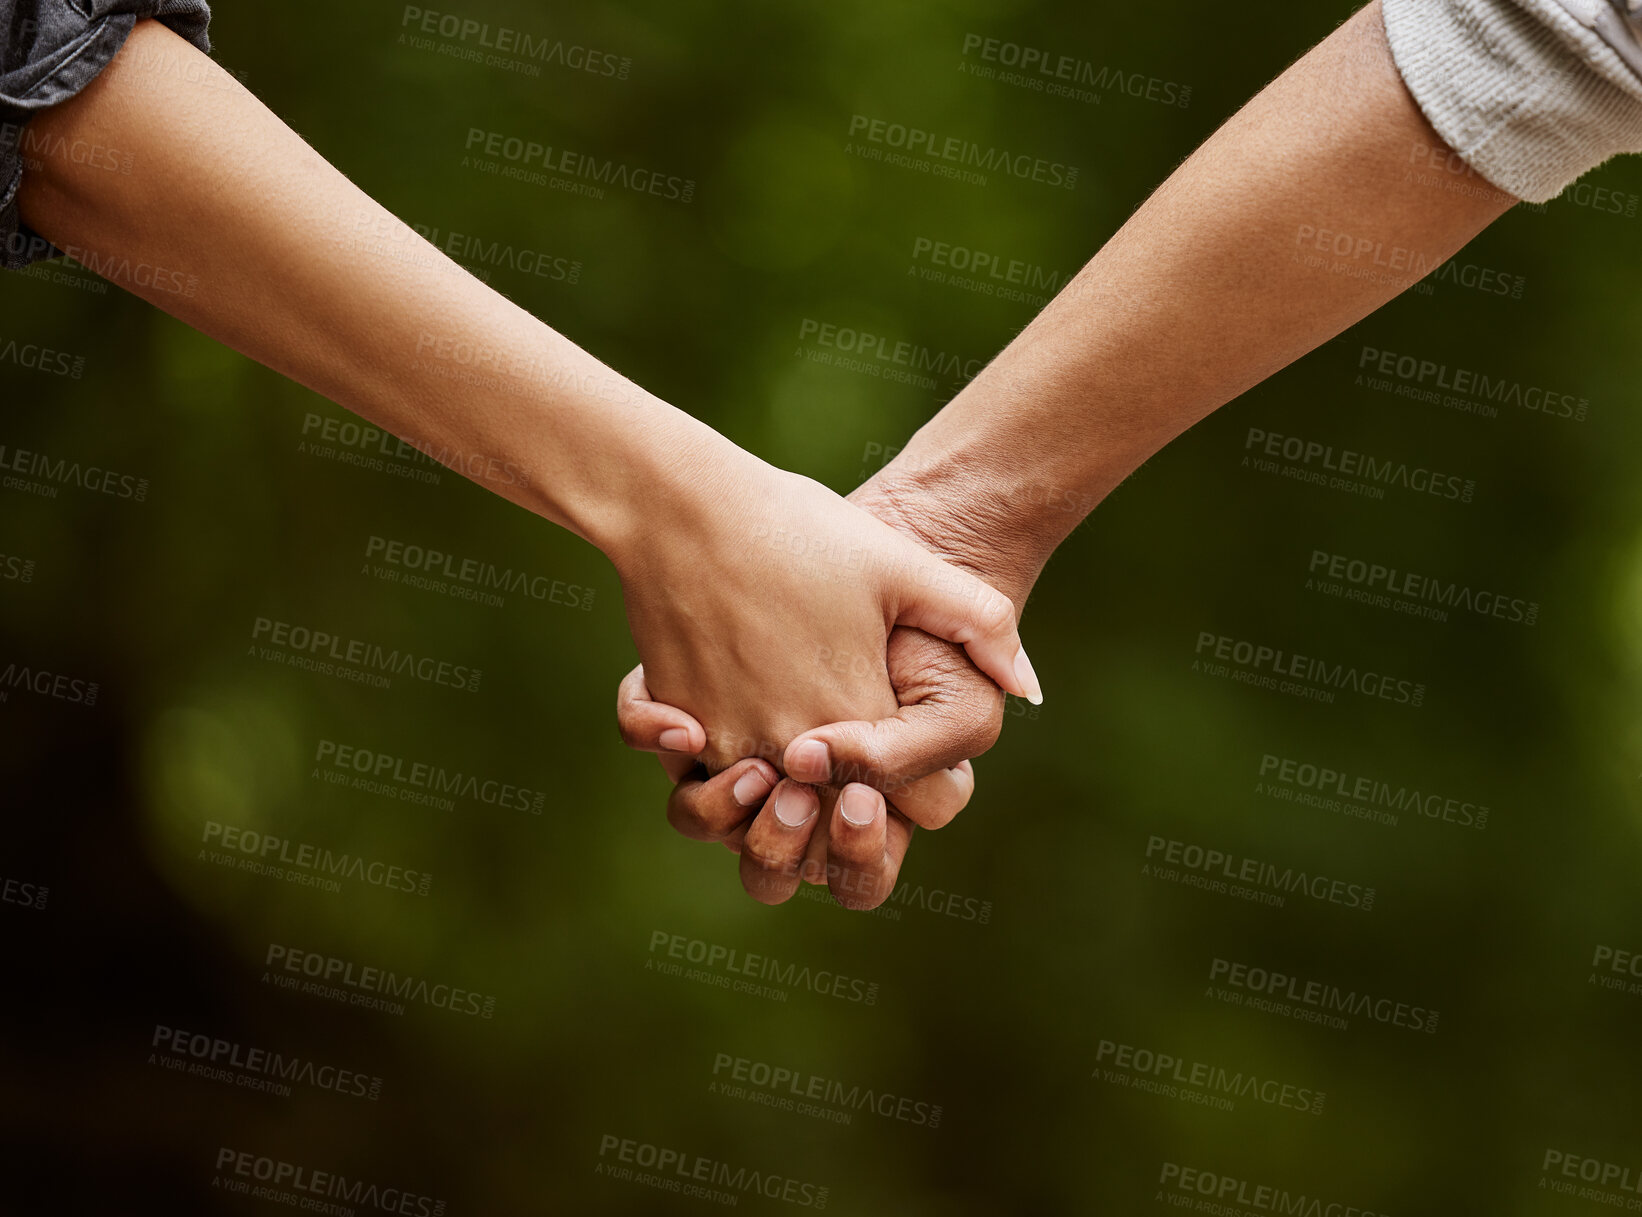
[848,462,1054,612]
[534,394,768,568]
[855,354,1150,595]
[587,405,771,578]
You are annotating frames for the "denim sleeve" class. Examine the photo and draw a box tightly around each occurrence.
[1,0,211,270]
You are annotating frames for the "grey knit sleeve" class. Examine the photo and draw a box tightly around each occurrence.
[1380,0,1642,201]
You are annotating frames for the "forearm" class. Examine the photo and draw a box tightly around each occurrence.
[16,19,737,555]
[879,2,1514,586]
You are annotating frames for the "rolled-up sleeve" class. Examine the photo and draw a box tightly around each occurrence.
[1382,0,1642,201]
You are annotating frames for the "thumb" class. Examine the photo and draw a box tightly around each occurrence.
[615,664,707,757]
[788,713,983,831]
[888,556,1042,705]
[786,704,992,790]
[786,625,1002,828]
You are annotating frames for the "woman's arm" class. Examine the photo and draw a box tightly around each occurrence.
[15,19,1043,781]
[19,21,676,552]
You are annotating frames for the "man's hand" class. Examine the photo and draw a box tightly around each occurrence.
[617,472,1043,909]
[617,626,985,910]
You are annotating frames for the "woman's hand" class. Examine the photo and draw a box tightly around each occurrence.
[616,466,1045,909]
[608,442,1039,779]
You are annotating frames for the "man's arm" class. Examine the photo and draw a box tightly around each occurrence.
[624,1,1521,905]
[878,1,1513,597]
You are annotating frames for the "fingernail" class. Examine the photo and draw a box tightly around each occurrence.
[732,768,774,807]
[1013,648,1044,706]
[772,785,816,828]
[839,785,878,827]
[658,727,692,752]
[790,739,830,782]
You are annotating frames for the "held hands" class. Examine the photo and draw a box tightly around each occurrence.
[609,441,1037,765]
[616,465,1043,909]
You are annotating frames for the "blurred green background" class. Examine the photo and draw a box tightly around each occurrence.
[4,0,1642,1212]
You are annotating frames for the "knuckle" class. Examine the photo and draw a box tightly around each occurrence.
[978,587,1016,633]
[666,812,710,842]
[829,832,878,869]
[665,808,713,841]
[742,876,796,906]
[922,797,965,831]
[741,833,803,878]
[896,779,962,830]
[827,858,891,909]
[831,733,888,788]
[667,791,736,841]
[938,682,1004,757]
